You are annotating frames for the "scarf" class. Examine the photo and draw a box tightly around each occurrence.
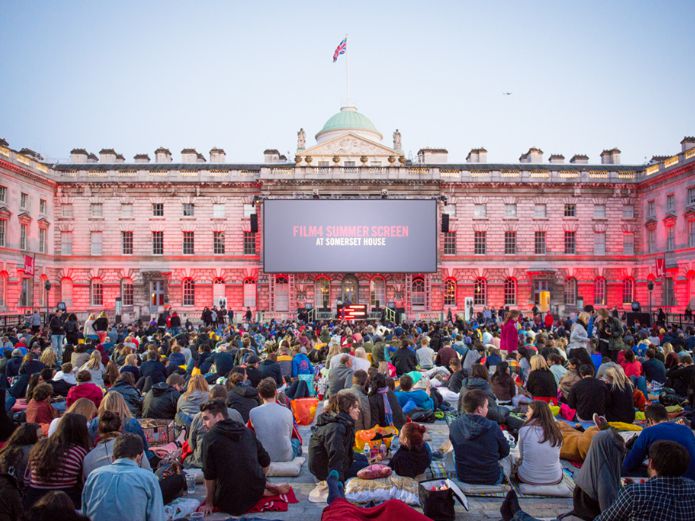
[377,387,393,426]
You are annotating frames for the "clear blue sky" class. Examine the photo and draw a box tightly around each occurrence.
[1,0,693,164]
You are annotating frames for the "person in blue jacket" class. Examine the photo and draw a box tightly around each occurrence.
[622,403,695,480]
[394,374,433,413]
[291,348,313,377]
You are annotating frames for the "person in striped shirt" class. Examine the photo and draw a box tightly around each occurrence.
[24,413,91,510]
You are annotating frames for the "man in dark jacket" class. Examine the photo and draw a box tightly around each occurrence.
[140,350,168,385]
[392,342,417,376]
[259,353,283,386]
[327,355,353,397]
[110,373,143,417]
[245,355,263,388]
[567,364,609,420]
[199,399,272,516]
[142,374,184,419]
[308,403,357,481]
[449,389,510,484]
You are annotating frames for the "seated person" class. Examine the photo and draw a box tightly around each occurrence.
[622,403,695,480]
[567,364,607,421]
[388,422,432,478]
[249,378,298,462]
[394,374,433,413]
[449,389,510,484]
[517,401,562,486]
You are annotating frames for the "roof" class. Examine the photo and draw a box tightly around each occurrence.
[19,148,44,160]
[70,148,88,155]
[210,148,225,154]
[99,148,116,154]
[570,154,589,160]
[133,154,150,159]
[601,148,621,154]
[419,148,448,154]
[681,136,695,143]
[181,148,198,154]
[155,147,171,154]
[316,106,381,139]
[548,154,565,159]
[264,149,280,154]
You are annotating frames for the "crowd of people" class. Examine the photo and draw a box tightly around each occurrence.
[0,303,693,520]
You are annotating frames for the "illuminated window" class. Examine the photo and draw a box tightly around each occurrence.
[412,278,425,307]
[504,231,516,255]
[504,278,516,305]
[623,279,634,304]
[243,278,256,308]
[444,279,456,306]
[90,280,103,306]
[213,231,225,254]
[152,203,164,217]
[534,231,546,254]
[182,203,194,217]
[594,278,606,306]
[564,204,576,217]
[183,279,195,306]
[121,280,134,306]
[564,231,576,254]
[183,231,195,255]
[122,231,133,255]
[564,278,577,306]
[443,232,456,255]
[534,279,550,305]
[474,278,487,306]
[474,231,486,255]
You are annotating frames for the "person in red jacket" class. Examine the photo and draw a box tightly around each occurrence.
[544,312,554,329]
[66,370,103,409]
[500,310,520,354]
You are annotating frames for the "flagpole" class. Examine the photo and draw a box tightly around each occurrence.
[345,34,349,104]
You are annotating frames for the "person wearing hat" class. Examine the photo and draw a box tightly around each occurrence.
[245,355,263,388]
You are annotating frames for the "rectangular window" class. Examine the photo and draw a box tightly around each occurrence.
[666,194,675,213]
[663,277,675,307]
[623,205,634,219]
[121,203,133,218]
[623,233,635,255]
[39,228,46,253]
[594,204,606,218]
[20,278,33,307]
[504,231,517,254]
[647,200,655,218]
[122,231,133,255]
[594,232,606,255]
[243,231,256,255]
[647,229,656,253]
[213,231,225,254]
[690,221,695,248]
[39,199,47,214]
[688,188,695,206]
[534,231,546,254]
[666,227,675,251]
[183,231,195,254]
[0,220,5,247]
[564,231,576,254]
[152,231,164,255]
[0,186,6,203]
[474,204,487,218]
[20,193,29,210]
[564,204,576,217]
[212,204,225,218]
[534,204,547,218]
[504,203,517,218]
[20,224,28,250]
[90,203,103,217]
[182,203,194,217]
[90,231,103,255]
[61,231,72,255]
[121,282,134,306]
[91,282,103,307]
[183,280,195,306]
[443,232,456,255]
[62,204,73,218]
[152,203,164,217]
[474,231,486,255]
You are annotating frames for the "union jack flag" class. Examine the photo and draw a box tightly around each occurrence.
[332,37,347,62]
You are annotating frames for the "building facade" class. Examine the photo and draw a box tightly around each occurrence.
[0,108,693,322]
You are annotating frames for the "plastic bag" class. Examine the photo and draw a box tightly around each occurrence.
[354,425,399,451]
[291,397,319,425]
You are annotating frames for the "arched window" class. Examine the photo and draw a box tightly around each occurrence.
[315,277,330,309]
[121,279,134,306]
[90,279,103,307]
[564,277,577,306]
[622,278,634,304]
[474,277,487,306]
[212,278,226,308]
[444,279,456,306]
[370,277,386,308]
[182,279,195,306]
[504,278,517,306]
[412,278,425,308]
[594,277,606,306]
[243,278,256,308]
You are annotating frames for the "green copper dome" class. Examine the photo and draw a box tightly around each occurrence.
[316,105,382,141]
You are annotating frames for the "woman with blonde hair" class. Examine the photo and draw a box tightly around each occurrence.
[568,312,591,354]
[83,314,97,341]
[87,391,148,450]
[39,349,57,370]
[602,366,635,423]
[80,351,105,388]
[525,355,558,400]
[176,374,209,427]
[661,342,674,356]
[48,397,98,436]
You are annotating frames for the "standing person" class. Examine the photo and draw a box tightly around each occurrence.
[24,413,91,509]
[199,399,288,516]
[517,401,563,486]
[49,309,66,361]
[245,307,253,323]
[30,310,42,334]
[500,310,520,354]
[568,312,591,355]
[64,313,80,348]
[81,433,164,521]
[249,378,296,462]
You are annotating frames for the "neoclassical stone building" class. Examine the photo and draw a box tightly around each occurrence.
[0,106,693,321]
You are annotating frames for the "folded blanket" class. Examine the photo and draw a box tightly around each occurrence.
[247,487,298,513]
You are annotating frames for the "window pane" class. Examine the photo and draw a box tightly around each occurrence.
[243,231,256,255]
[504,231,516,255]
[213,231,225,254]
[564,231,576,254]
[534,231,546,254]
[443,232,456,255]
[183,231,195,254]
[152,231,163,255]
[474,231,486,255]
[122,231,133,255]
[90,232,102,255]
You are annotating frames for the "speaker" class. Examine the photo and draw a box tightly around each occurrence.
[627,312,651,327]
[631,301,641,312]
[441,213,449,233]
[250,213,258,233]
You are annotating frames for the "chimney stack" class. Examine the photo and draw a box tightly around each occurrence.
[181,148,199,163]
[134,153,150,164]
[416,148,448,164]
[87,153,98,163]
[115,153,125,163]
[600,148,621,165]
[99,148,117,163]
[569,154,589,165]
[155,147,172,163]
[520,147,543,163]
[681,136,695,152]
[548,154,565,164]
[70,148,89,163]
[210,148,226,163]
[466,147,488,163]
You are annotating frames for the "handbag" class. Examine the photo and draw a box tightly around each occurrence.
[419,479,468,521]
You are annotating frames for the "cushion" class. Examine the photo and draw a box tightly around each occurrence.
[266,457,306,477]
[163,497,200,520]
[456,481,510,495]
[357,464,392,480]
[518,481,572,497]
[345,475,420,505]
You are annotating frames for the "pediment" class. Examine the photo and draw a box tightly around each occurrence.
[302,132,397,158]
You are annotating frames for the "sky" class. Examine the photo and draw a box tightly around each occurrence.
[1,0,694,164]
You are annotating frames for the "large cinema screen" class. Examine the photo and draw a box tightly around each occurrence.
[263,199,437,273]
